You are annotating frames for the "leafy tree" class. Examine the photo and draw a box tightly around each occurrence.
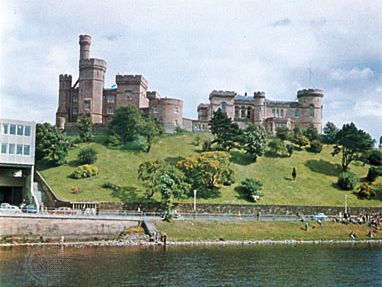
[323,122,338,144]
[356,183,376,199]
[268,138,287,156]
[286,144,294,157]
[291,132,309,149]
[108,106,143,144]
[139,118,163,152]
[366,167,382,182]
[276,126,290,141]
[238,178,263,201]
[77,115,93,143]
[368,149,382,166]
[36,123,71,165]
[240,124,267,162]
[332,122,375,171]
[177,151,234,191]
[78,147,98,164]
[337,172,357,190]
[303,126,319,141]
[209,109,240,151]
[309,139,323,154]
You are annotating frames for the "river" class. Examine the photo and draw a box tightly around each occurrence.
[0,244,381,286]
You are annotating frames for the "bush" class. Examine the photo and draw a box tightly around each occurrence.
[106,134,122,146]
[239,178,263,202]
[71,164,99,179]
[367,167,379,182]
[309,139,323,154]
[356,184,376,199]
[102,182,121,191]
[368,149,382,166]
[202,139,212,151]
[337,172,357,190]
[275,126,290,141]
[78,147,98,164]
[268,138,287,156]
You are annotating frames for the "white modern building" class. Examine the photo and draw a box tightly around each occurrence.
[0,119,39,209]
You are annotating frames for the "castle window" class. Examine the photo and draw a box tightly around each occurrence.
[1,143,6,154]
[84,101,91,110]
[72,96,78,103]
[10,124,16,135]
[24,126,31,136]
[174,120,179,127]
[221,102,227,113]
[295,109,300,118]
[73,108,78,115]
[247,107,252,119]
[173,107,179,113]
[309,105,314,118]
[24,145,30,156]
[272,109,275,117]
[107,107,114,115]
[153,107,158,113]
[107,95,115,103]
[241,107,246,118]
[125,91,132,99]
[235,107,240,118]
[281,109,284,118]
[277,109,280,118]
[17,125,23,136]
[1,124,8,134]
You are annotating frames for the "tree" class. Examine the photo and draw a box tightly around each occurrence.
[36,123,71,165]
[309,139,323,154]
[337,172,357,190]
[77,115,93,143]
[209,109,240,151]
[238,178,263,201]
[139,118,163,152]
[268,138,287,156]
[291,132,309,149]
[303,126,319,141]
[368,149,382,166]
[78,147,98,164]
[332,122,375,171]
[108,106,143,144]
[276,126,290,141]
[240,124,267,162]
[323,122,338,144]
[177,151,234,191]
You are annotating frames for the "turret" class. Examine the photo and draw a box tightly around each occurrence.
[253,91,265,126]
[79,35,91,60]
[297,89,324,133]
[56,74,72,129]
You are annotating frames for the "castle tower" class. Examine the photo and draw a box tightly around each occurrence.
[56,74,72,129]
[78,35,107,124]
[297,89,324,133]
[115,75,149,109]
[253,91,266,126]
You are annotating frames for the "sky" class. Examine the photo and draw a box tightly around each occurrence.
[0,0,381,142]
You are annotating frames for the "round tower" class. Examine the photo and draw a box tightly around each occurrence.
[297,89,324,133]
[253,91,265,126]
[79,35,91,60]
[56,74,72,129]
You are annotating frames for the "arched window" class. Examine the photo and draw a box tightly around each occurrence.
[309,105,314,118]
[295,109,300,118]
[280,109,284,118]
[247,107,252,119]
[272,109,276,117]
[221,102,227,113]
[241,107,246,118]
[235,106,240,118]
[277,109,280,117]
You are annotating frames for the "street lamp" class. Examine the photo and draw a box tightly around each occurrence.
[193,189,197,212]
[344,194,348,216]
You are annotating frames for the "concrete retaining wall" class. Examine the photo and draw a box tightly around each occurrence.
[0,215,138,241]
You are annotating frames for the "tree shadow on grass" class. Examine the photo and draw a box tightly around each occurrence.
[234,185,252,202]
[68,160,81,167]
[229,151,254,166]
[190,188,221,199]
[35,159,58,171]
[305,159,342,176]
[110,186,155,204]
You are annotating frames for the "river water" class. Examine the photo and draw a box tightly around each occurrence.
[0,244,381,286]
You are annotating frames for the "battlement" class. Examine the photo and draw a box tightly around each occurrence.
[297,89,324,97]
[147,91,161,100]
[209,90,236,99]
[79,58,107,71]
[253,91,265,98]
[79,34,91,45]
[59,74,72,80]
[115,74,148,87]
[197,103,210,110]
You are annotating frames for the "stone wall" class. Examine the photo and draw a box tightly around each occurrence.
[0,215,138,241]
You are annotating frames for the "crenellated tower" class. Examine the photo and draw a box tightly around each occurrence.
[297,89,324,132]
[253,91,266,126]
[56,74,72,129]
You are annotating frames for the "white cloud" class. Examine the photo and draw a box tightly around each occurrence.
[329,67,374,81]
[354,100,382,118]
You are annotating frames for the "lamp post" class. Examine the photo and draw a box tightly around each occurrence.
[193,189,197,212]
[344,194,348,216]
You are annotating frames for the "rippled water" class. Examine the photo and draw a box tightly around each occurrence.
[0,244,381,286]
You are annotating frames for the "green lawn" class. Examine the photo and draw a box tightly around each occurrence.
[156,220,382,241]
[38,132,382,207]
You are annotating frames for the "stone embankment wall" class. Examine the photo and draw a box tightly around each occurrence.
[0,215,138,241]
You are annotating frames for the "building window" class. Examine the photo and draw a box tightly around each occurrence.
[247,107,252,119]
[280,109,284,118]
[73,96,78,103]
[272,109,275,117]
[10,124,16,135]
[241,107,246,118]
[173,107,179,113]
[152,107,158,113]
[295,109,300,118]
[73,108,78,115]
[125,91,132,99]
[174,120,178,127]
[17,125,23,136]
[1,124,9,134]
[9,144,15,154]
[1,143,6,154]
[16,144,23,155]
[107,95,115,103]
[24,145,30,156]
[235,106,240,118]
[309,105,314,118]
[24,126,31,136]
[84,101,91,110]
[107,107,114,115]
[221,102,227,113]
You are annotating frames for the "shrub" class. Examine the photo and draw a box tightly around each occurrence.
[102,182,121,191]
[193,135,202,146]
[71,164,99,179]
[367,167,379,182]
[309,139,323,154]
[268,138,287,156]
[337,172,357,190]
[368,149,382,166]
[202,139,212,151]
[106,134,122,146]
[286,144,294,157]
[356,184,376,199]
[275,126,290,141]
[78,147,98,164]
[239,178,263,202]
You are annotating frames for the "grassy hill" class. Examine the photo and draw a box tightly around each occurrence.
[37,133,382,207]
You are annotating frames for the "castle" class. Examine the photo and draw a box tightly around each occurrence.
[56,35,183,133]
[194,89,324,134]
[56,35,323,134]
